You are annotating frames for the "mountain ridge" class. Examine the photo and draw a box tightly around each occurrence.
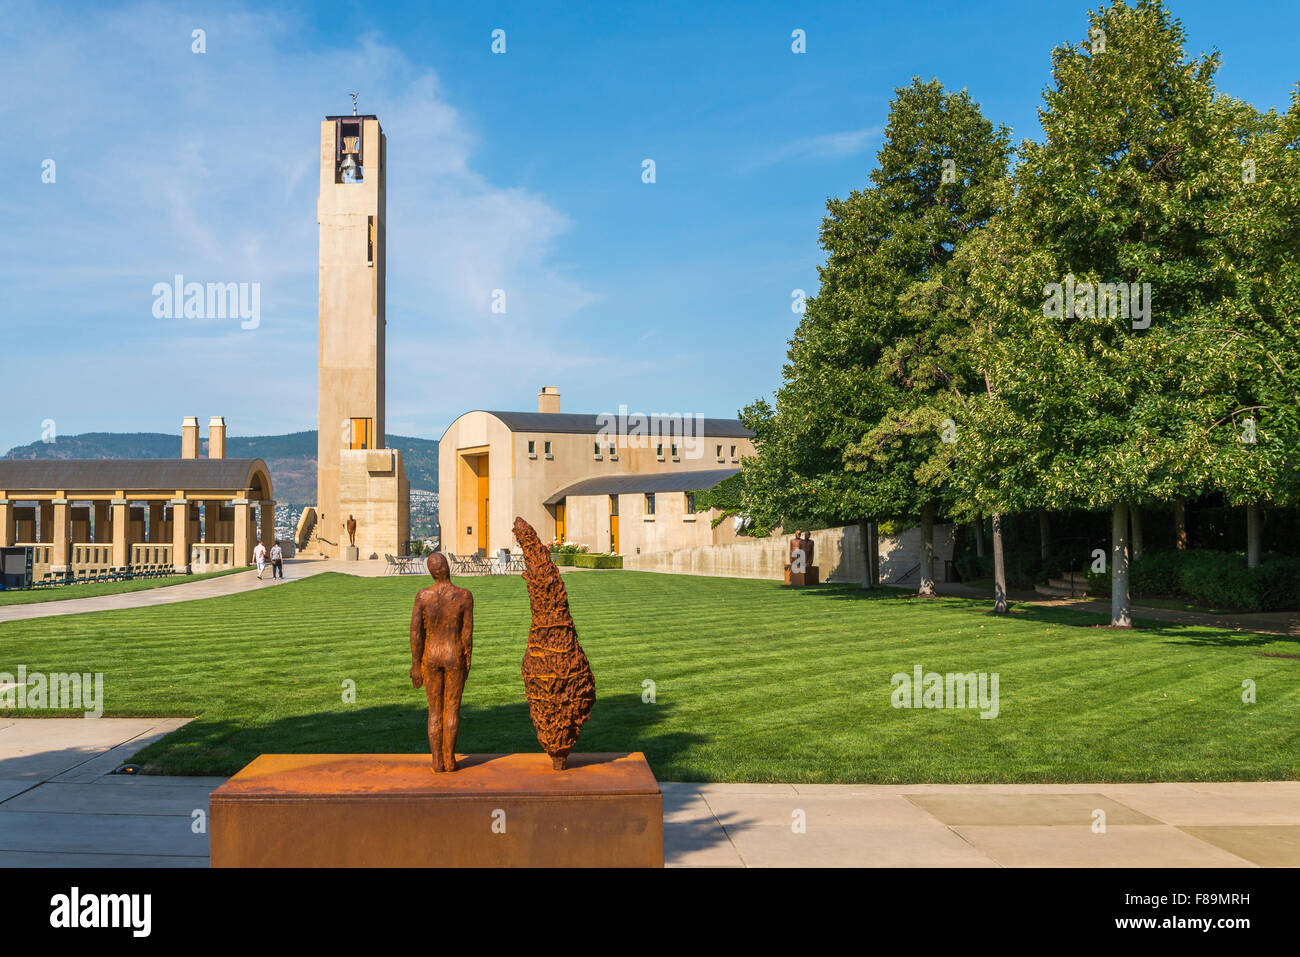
[2,431,438,504]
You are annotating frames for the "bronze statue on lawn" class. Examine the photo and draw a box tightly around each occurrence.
[409,552,474,772]
[345,515,357,547]
[513,517,595,770]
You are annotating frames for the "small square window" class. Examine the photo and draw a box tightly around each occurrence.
[716,444,723,458]
[609,443,615,456]
[730,445,737,458]
[527,440,535,454]
[544,441,552,455]
[684,492,696,514]
[644,493,656,515]
[593,442,600,455]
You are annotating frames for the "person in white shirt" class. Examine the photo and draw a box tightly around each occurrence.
[253,540,268,579]
[270,541,284,579]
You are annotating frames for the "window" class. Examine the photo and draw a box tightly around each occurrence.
[716,444,723,459]
[544,441,552,456]
[367,216,374,265]
[671,443,678,459]
[527,440,535,455]
[593,441,601,456]
[730,445,737,459]
[609,443,615,456]
[644,493,656,515]
[656,443,664,459]
[684,492,696,514]
[349,417,373,450]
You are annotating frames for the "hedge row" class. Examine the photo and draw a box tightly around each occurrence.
[549,552,623,569]
[1085,549,1300,612]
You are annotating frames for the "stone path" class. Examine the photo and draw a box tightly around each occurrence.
[1,719,1296,867]
[0,559,376,623]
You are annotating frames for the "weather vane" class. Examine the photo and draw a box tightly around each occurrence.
[349,92,358,116]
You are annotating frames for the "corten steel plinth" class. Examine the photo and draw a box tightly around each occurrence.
[209,752,663,867]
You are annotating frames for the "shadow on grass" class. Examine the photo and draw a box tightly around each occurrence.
[1001,602,1299,648]
[788,581,1297,647]
[132,693,709,780]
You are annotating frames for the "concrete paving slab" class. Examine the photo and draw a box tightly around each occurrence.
[0,810,209,856]
[907,793,1161,826]
[952,825,1257,868]
[0,782,213,816]
[724,823,998,867]
[704,791,950,829]
[665,821,745,867]
[1101,783,1300,826]
[0,781,37,803]
[1177,826,1300,867]
[0,851,208,867]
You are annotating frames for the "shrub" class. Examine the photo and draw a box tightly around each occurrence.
[1086,549,1300,612]
[549,551,621,569]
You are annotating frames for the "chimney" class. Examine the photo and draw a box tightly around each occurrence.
[208,416,226,459]
[181,417,200,459]
[538,386,561,414]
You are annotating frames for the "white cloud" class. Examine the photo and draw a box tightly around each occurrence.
[742,127,880,171]
[0,1,598,451]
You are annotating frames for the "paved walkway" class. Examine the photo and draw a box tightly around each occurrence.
[1,719,1296,867]
[0,558,390,623]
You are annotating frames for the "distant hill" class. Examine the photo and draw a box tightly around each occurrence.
[2,431,438,504]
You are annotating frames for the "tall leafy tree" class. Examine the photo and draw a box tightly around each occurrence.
[961,0,1232,626]
[741,78,1010,593]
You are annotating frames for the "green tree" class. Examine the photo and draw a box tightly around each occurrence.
[961,0,1232,627]
[741,77,1010,593]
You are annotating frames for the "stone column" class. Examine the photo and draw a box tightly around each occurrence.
[50,497,72,573]
[171,499,192,574]
[233,499,251,566]
[111,497,129,568]
[0,498,14,547]
[148,501,164,543]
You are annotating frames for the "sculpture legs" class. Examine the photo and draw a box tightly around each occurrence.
[423,662,466,772]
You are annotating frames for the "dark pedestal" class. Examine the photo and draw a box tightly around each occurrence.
[209,752,663,867]
[783,565,820,586]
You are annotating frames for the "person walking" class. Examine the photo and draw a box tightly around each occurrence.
[270,540,284,580]
[253,539,268,580]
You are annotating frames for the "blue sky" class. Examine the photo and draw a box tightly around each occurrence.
[3,0,1297,454]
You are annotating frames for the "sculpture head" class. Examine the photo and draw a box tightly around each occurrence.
[427,552,450,581]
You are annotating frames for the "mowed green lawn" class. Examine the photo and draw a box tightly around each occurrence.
[2,571,1296,782]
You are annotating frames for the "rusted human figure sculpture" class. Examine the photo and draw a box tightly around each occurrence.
[513,517,595,770]
[345,515,357,547]
[409,553,473,772]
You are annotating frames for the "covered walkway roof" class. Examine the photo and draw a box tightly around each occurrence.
[0,459,272,497]
[543,467,739,506]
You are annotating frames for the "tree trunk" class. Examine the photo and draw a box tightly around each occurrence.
[858,519,873,589]
[1038,509,1050,561]
[975,514,986,558]
[1246,504,1262,568]
[991,513,1008,614]
[918,502,936,596]
[1174,500,1188,550]
[868,522,880,586]
[1130,506,1143,562]
[1111,502,1132,628]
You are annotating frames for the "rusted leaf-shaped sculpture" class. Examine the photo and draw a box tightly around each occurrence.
[513,517,596,770]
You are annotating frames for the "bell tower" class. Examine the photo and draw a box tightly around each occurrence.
[316,107,408,558]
